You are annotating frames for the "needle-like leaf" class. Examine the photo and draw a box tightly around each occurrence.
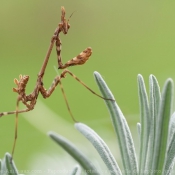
[48,131,101,175]
[94,71,138,175]
[152,79,173,175]
[75,123,122,175]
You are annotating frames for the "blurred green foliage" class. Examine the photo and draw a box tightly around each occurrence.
[0,0,175,172]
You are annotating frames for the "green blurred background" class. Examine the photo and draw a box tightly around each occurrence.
[1,0,175,173]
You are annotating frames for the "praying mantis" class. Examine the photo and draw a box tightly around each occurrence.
[0,6,114,159]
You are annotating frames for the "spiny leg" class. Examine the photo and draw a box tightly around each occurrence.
[58,80,77,122]
[56,37,63,68]
[0,108,30,117]
[11,98,35,159]
[11,98,19,160]
[61,69,115,101]
[56,43,93,69]
[55,67,77,122]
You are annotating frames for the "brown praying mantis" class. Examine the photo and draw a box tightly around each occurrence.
[0,6,114,159]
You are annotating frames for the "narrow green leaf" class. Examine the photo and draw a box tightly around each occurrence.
[165,113,175,175]
[152,79,173,175]
[1,153,19,175]
[165,137,175,175]
[146,75,161,174]
[137,75,150,174]
[48,131,100,175]
[123,118,138,175]
[94,71,138,175]
[150,75,161,121]
[69,165,80,175]
[75,123,122,175]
